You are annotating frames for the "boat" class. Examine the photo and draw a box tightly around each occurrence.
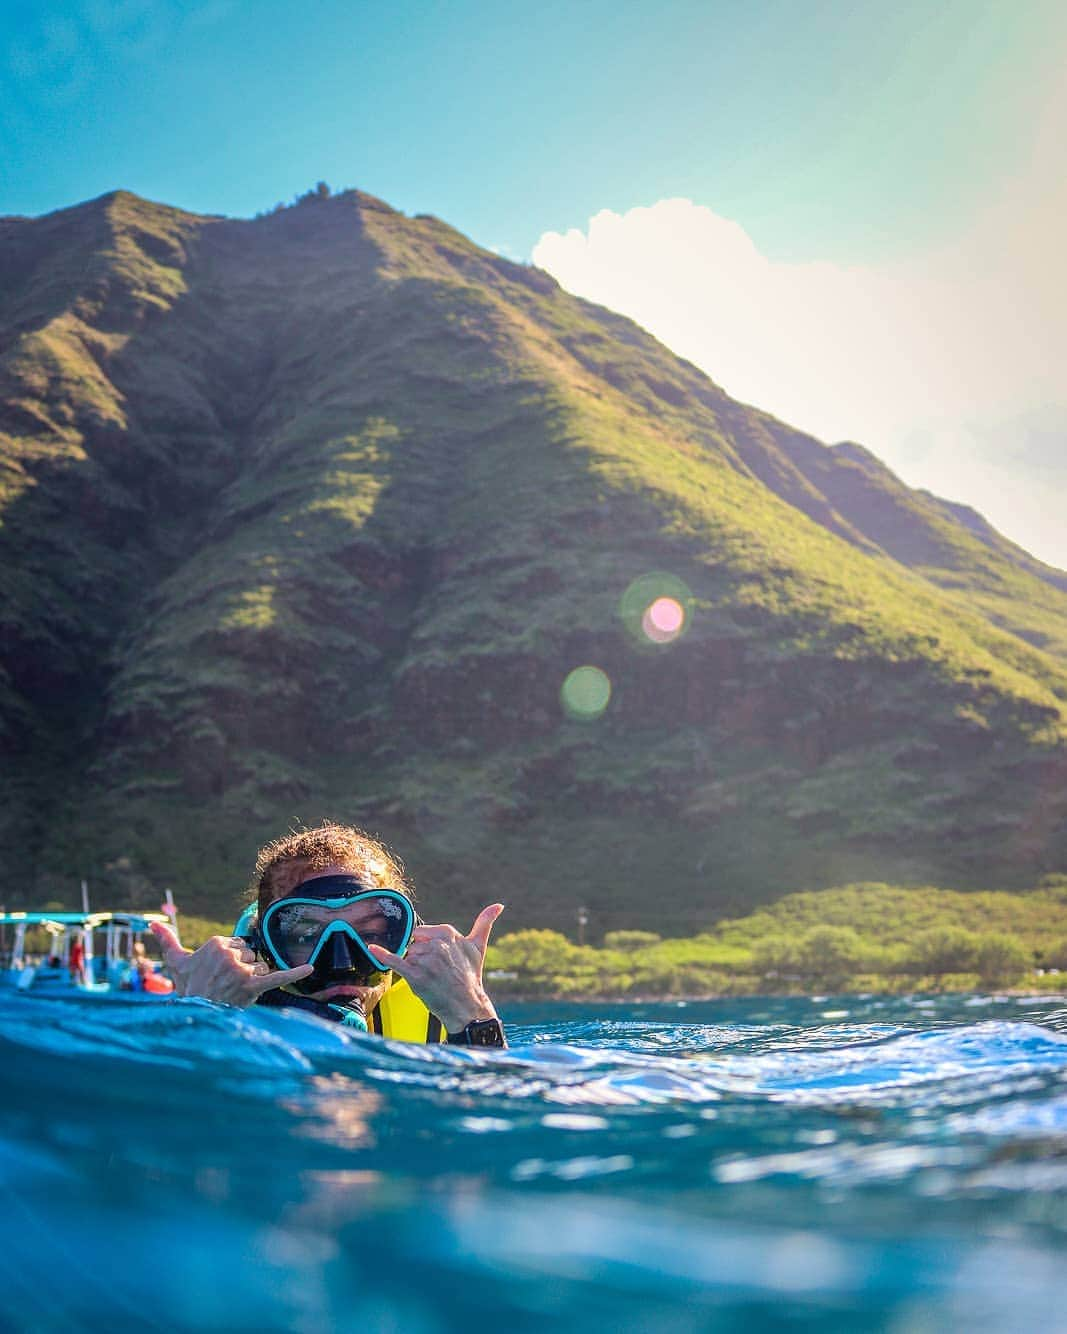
[0,910,175,994]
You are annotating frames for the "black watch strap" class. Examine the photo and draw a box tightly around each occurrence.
[446,1017,506,1048]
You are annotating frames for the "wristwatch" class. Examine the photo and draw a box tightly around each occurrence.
[446,1017,507,1048]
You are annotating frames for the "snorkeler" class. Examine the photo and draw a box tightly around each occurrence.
[150,823,507,1047]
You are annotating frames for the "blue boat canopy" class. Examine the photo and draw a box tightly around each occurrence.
[0,911,171,930]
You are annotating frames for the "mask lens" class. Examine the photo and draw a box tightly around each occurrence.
[337,896,410,956]
[262,888,413,972]
[270,902,332,965]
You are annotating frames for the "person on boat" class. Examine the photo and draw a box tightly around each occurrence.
[120,940,173,994]
[122,940,148,991]
[150,823,506,1047]
[68,935,86,985]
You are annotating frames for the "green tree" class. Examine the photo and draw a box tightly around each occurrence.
[795,926,864,989]
[751,935,800,981]
[860,941,902,977]
[904,927,978,985]
[1038,937,1067,971]
[974,933,1029,987]
[487,930,579,992]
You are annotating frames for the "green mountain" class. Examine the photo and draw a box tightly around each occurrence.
[2,188,1066,932]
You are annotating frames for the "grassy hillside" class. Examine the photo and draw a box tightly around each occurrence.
[1,188,1066,932]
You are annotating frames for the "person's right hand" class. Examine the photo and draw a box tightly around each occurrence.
[149,922,313,1007]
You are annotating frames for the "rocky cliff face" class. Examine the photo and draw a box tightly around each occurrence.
[2,189,1065,929]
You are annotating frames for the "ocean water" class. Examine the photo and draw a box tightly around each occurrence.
[2,992,1067,1333]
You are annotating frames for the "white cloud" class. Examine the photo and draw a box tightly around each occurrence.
[532,87,1067,570]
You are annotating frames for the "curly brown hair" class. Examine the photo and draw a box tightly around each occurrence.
[251,822,413,916]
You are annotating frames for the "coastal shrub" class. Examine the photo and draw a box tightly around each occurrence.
[750,935,800,980]
[635,969,681,997]
[1042,938,1067,970]
[749,927,866,989]
[861,941,906,976]
[487,929,580,975]
[603,930,662,951]
[974,932,1029,986]
[794,926,865,989]
[902,927,978,982]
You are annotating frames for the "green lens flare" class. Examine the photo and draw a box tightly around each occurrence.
[561,665,612,720]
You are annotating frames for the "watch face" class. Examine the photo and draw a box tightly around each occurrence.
[466,1018,505,1047]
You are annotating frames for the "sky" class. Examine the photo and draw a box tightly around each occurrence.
[1,0,1064,566]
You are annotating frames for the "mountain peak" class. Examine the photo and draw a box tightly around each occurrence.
[1,188,1065,921]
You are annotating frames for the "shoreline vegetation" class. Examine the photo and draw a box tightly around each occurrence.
[170,879,1067,1002]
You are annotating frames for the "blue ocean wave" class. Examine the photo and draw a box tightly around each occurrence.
[2,991,1066,1331]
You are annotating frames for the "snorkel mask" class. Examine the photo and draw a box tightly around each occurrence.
[253,875,416,997]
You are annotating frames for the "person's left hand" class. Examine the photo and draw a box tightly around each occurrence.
[368,903,504,1035]
[148,922,313,1006]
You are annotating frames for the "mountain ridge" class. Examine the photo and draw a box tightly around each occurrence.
[1,188,1065,930]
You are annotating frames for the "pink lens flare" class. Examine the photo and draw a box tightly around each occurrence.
[641,596,685,643]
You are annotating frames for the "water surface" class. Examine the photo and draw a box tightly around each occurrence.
[2,991,1066,1331]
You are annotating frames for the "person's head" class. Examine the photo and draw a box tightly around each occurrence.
[250,823,413,1008]
[251,822,412,918]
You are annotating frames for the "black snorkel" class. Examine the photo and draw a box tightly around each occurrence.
[295,921,387,998]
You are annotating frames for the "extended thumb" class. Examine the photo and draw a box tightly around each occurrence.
[468,903,505,950]
[149,920,187,962]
